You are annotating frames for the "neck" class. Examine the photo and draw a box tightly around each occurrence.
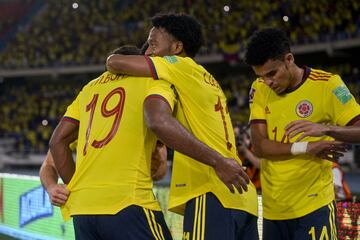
[289,65,304,88]
[177,51,188,58]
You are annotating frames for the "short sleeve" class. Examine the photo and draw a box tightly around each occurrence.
[326,75,360,126]
[63,91,81,124]
[249,79,267,123]
[145,56,176,83]
[145,79,177,111]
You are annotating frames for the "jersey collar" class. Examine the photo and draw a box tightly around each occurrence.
[285,66,311,93]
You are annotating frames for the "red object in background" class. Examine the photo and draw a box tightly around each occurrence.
[337,202,359,240]
[245,167,261,191]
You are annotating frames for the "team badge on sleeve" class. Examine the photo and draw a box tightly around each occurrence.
[333,85,352,104]
[249,88,255,103]
[296,100,313,118]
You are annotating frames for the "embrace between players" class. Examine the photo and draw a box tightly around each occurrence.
[40,13,360,240]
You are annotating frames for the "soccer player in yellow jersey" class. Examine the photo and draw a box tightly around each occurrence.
[49,45,174,240]
[40,47,168,207]
[107,13,258,240]
[40,141,168,206]
[244,28,360,240]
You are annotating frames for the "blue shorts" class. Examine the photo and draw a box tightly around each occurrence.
[263,201,337,240]
[183,192,259,240]
[73,205,172,240]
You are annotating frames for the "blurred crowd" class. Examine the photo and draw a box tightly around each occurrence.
[1,63,359,155]
[0,0,359,154]
[0,0,35,39]
[0,0,360,68]
[0,78,85,154]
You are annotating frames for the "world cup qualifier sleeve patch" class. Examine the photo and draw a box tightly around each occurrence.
[333,85,352,104]
[164,56,178,64]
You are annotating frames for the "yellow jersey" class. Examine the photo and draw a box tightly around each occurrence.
[249,67,360,220]
[146,55,258,216]
[61,71,176,220]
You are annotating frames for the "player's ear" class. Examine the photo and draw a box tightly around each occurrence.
[172,41,184,55]
[285,53,294,64]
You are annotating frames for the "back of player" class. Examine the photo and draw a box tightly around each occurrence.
[62,70,175,239]
[146,55,258,239]
[105,13,259,240]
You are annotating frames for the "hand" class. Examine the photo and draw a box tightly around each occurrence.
[307,141,347,161]
[285,120,329,142]
[47,184,70,206]
[214,157,250,194]
[151,143,168,181]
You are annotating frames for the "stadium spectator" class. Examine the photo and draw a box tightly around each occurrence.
[0,79,82,154]
[0,0,35,38]
[235,125,261,192]
[1,64,358,155]
[332,162,353,202]
[0,0,359,68]
[49,45,173,239]
[245,28,360,239]
[107,13,258,240]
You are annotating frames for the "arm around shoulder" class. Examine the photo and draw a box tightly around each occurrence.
[144,97,250,193]
[106,54,152,77]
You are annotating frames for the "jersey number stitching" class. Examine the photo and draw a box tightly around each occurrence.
[83,87,126,155]
[215,96,232,150]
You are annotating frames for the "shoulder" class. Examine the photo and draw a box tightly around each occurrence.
[151,55,192,66]
[251,77,268,91]
[249,78,269,103]
[150,55,177,63]
[307,69,346,91]
[308,68,335,82]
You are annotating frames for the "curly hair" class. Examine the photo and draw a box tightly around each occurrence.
[245,28,291,66]
[151,13,204,58]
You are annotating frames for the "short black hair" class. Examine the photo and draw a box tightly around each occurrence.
[106,45,140,71]
[151,13,204,58]
[245,28,291,66]
[111,45,141,55]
